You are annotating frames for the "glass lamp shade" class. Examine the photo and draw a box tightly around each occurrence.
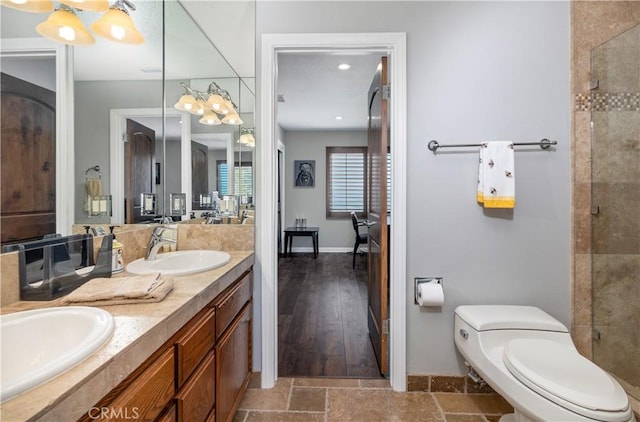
[221,98,236,115]
[199,111,222,126]
[36,9,95,45]
[222,110,243,125]
[206,93,229,115]
[59,0,108,11]
[190,99,206,115]
[238,132,255,147]
[90,7,144,45]
[174,94,197,112]
[0,0,54,13]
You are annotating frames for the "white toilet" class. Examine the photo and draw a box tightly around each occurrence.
[454,305,635,422]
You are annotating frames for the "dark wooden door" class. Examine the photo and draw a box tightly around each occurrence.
[1,72,56,245]
[125,119,155,223]
[191,141,208,210]
[366,57,389,376]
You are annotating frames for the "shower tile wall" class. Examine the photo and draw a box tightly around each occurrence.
[571,0,640,411]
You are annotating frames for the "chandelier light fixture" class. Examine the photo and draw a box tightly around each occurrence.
[175,81,243,126]
[0,0,144,46]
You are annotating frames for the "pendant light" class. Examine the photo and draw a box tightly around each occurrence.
[36,5,95,46]
[222,109,243,126]
[0,0,54,13]
[199,111,222,126]
[90,0,143,45]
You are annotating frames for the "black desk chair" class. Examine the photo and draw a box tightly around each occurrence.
[351,211,368,268]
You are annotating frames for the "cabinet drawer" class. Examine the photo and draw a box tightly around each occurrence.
[176,308,215,386]
[109,348,175,422]
[176,351,216,422]
[157,405,176,422]
[214,272,251,339]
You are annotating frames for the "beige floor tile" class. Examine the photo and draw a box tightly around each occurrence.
[233,409,248,422]
[245,411,325,422]
[289,388,327,412]
[293,377,360,388]
[327,389,444,422]
[359,378,391,389]
[434,393,513,415]
[238,378,293,411]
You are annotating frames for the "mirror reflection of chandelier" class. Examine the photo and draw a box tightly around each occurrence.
[174,81,244,126]
[0,0,144,46]
[237,128,255,147]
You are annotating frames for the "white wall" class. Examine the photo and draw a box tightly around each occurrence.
[257,1,571,376]
[282,129,367,250]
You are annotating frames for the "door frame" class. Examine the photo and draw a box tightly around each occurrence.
[109,108,188,224]
[1,38,74,236]
[257,32,407,391]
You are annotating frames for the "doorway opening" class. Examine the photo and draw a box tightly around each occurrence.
[257,32,407,391]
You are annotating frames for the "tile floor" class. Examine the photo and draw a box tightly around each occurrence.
[234,375,513,422]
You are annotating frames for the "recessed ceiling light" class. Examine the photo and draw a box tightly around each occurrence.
[338,63,351,70]
[335,116,343,120]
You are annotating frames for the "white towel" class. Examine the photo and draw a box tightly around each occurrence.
[477,141,515,209]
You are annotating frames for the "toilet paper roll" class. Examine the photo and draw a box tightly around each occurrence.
[417,282,444,306]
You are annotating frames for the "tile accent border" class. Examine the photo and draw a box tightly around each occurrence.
[575,92,640,111]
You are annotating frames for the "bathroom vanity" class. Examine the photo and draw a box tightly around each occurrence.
[0,250,254,422]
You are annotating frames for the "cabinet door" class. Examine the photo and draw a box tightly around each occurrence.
[176,351,216,422]
[176,308,215,386]
[109,348,175,422]
[216,303,252,422]
[214,272,251,340]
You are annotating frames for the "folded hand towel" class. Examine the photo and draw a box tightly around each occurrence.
[84,178,103,213]
[477,141,515,209]
[62,272,174,306]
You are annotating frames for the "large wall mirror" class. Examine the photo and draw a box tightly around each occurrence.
[0,0,255,245]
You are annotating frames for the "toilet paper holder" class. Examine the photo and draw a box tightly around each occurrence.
[414,277,443,305]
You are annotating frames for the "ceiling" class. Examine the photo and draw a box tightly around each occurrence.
[0,1,379,132]
[276,52,382,131]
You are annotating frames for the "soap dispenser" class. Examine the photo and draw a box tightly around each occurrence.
[109,226,124,273]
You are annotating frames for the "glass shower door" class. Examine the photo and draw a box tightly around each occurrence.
[590,23,640,401]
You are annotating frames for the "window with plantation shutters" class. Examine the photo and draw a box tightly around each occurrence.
[326,147,367,218]
[217,161,253,196]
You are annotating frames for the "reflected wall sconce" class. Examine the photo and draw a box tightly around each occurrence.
[1,0,143,46]
[175,81,243,126]
[237,128,255,147]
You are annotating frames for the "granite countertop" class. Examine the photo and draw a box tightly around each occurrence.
[0,251,254,422]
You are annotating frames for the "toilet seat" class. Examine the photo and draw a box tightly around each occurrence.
[504,338,629,420]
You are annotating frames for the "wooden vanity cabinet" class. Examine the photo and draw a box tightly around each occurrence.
[79,270,252,422]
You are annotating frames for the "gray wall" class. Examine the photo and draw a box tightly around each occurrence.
[1,57,56,91]
[257,1,571,376]
[74,79,181,223]
[282,129,367,250]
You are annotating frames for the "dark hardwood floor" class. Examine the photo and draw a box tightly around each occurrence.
[278,252,382,378]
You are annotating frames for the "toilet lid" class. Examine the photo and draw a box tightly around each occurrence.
[503,339,629,415]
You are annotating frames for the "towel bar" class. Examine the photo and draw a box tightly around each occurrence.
[427,138,556,152]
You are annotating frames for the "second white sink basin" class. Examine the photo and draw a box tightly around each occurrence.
[126,250,231,276]
[1,306,114,403]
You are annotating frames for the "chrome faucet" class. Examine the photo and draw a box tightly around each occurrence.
[145,226,177,260]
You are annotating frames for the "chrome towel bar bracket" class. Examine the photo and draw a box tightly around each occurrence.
[427,138,557,153]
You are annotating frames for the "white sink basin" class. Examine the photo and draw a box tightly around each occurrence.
[0,306,114,402]
[126,250,231,276]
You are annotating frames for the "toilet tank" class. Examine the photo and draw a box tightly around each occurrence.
[454,305,568,332]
